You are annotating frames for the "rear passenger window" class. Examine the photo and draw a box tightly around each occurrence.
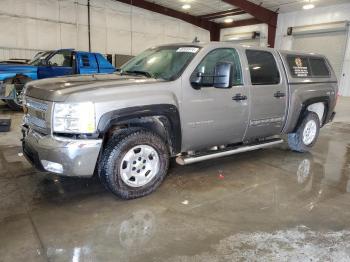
[246,50,280,85]
[81,55,90,67]
[309,58,330,77]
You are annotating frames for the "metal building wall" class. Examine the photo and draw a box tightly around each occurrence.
[0,0,210,61]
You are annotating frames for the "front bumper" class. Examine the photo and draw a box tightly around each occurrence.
[0,81,16,99]
[22,126,102,177]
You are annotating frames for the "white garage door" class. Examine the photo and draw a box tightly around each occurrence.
[292,31,347,79]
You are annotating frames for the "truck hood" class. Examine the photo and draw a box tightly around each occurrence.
[24,73,162,102]
[0,64,37,74]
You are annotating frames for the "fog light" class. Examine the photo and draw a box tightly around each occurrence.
[41,160,63,174]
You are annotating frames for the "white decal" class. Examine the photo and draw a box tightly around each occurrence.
[176,47,199,53]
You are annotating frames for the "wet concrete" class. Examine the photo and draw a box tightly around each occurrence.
[0,98,350,261]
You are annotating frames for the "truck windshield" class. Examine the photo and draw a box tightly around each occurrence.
[120,46,200,80]
[28,51,52,66]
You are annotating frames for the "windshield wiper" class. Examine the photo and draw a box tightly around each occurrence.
[123,70,153,78]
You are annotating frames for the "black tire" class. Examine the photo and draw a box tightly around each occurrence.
[288,112,320,153]
[6,99,23,111]
[99,128,169,199]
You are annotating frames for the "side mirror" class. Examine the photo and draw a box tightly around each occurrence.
[190,72,203,90]
[213,62,234,89]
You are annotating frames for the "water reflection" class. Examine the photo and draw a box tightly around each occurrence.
[119,209,156,249]
[287,139,350,211]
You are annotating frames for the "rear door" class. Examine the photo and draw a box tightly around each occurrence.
[37,50,74,79]
[244,49,288,139]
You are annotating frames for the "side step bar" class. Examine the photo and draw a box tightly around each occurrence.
[176,138,284,166]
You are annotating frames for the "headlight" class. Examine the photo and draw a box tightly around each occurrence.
[53,102,95,133]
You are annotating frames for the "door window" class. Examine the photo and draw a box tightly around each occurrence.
[246,50,280,85]
[47,50,72,67]
[191,48,242,86]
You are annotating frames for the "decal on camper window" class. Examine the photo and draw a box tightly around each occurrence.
[293,57,309,77]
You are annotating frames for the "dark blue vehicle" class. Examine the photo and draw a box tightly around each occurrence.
[0,49,115,110]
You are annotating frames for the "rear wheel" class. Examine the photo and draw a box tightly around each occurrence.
[288,112,320,153]
[99,128,169,199]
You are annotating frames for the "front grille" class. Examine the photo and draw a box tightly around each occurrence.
[26,99,49,112]
[26,115,46,129]
[24,98,50,133]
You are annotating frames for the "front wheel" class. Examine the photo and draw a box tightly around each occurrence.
[288,112,320,153]
[99,129,169,199]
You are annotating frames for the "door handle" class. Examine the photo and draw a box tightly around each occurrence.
[232,94,248,101]
[274,91,286,98]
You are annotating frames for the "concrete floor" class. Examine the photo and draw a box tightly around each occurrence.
[0,98,350,262]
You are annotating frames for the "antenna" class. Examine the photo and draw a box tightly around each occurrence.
[192,37,200,43]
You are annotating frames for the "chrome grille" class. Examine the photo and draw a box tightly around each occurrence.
[24,98,49,133]
[26,99,49,112]
[26,115,46,129]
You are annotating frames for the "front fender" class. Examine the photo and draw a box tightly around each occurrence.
[97,104,182,154]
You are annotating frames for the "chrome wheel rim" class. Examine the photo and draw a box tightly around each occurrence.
[302,120,317,145]
[120,145,160,187]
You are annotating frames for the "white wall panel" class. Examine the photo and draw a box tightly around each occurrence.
[0,0,210,61]
[0,16,17,47]
[12,0,37,17]
[60,23,78,49]
[77,25,89,51]
[59,1,78,24]
[106,10,131,31]
[36,20,60,50]
[113,30,132,55]
[37,0,59,20]
[91,26,107,53]
[16,18,37,49]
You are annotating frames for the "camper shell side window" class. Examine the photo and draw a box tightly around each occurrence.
[286,55,331,78]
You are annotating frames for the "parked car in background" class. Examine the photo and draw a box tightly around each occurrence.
[0,49,116,110]
[21,42,337,199]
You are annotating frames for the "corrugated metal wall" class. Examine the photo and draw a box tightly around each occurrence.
[0,0,210,61]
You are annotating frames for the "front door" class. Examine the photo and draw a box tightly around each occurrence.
[37,50,74,79]
[181,48,249,151]
[244,49,288,139]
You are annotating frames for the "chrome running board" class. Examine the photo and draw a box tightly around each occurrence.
[176,138,284,166]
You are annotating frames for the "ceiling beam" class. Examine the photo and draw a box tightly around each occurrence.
[222,0,277,26]
[114,0,220,41]
[199,9,246,20]
[222,0,278,47]
[219,18,261,29]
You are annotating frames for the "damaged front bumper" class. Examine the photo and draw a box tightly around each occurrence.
[22,126,102,177]
[0,81,16,100]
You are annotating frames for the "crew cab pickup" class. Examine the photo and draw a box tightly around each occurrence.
[21,42,337,199]
[0,49,115,110]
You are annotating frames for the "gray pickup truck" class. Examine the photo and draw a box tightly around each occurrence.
[21,42,337,199]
